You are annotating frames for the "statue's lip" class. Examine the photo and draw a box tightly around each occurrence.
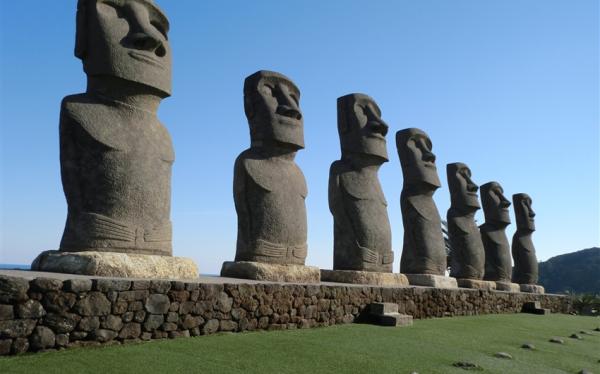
[128,51,165,68]
[367,132,385,140]
[423,162,436,169]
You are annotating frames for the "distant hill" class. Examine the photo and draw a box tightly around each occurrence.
[538,247,600,294]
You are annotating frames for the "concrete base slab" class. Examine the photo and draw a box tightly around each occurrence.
[378,313,413,327]
[405,274,458,288]
[220,261,320,283]
[456,279,497,290]
[320,269,409,286]
[520,284,545,294]
[31,250,198,280]
[495,281,521,292]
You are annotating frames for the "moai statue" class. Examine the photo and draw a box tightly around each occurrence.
[512,193,544,293]
[220,70,319,283]
[396,128,457,288]
[479,182,519,291]
[320,94,407,286]
[31,0,198,279]
[446,163,495,290]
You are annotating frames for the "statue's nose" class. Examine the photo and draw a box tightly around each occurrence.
[128,32,166,57]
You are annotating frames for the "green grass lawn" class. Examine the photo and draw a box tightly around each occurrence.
[1,314,598,374]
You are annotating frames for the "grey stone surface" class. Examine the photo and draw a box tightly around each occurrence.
[446,162,485,281]
[64,279,92,292]
[519,284,545,294]
[494,352,513,359]
[30,326,56,350]
[16,300,45,319]
[56,0,174,256]
[229,70,308,269]
[0,271,571,355]
[456,279,496,291]
[0,305,14,321]
[479,182,513,283]
[329,93,393,272]
[396,128,446,275]
[511,193,539,285]
[549,337,564,344]
[405,274,458,289]
[320,270,408,286]
[32,251,198,279]
[521,343,535,350]
[495,281,520,292]
[0,275,29,303]
[221,261,320,283]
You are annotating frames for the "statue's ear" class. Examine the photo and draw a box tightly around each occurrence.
[74,0,88,59]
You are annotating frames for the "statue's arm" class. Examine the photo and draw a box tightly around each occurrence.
[59,102,84,212]
[233,156,251,245]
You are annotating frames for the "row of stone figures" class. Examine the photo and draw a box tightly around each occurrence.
[31,0,543,294]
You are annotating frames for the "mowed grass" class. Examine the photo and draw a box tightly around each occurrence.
[1,314,598,374]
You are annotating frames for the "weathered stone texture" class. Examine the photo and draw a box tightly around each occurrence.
[0,274,570,356]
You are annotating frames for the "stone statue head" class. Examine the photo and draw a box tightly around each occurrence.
[337,93,388,162]
[447,162,480,211]
[75,0,172,96]
[480,181,511,226]
[513,193,535,232]
[395,128,441,189]
[243,70,304,150]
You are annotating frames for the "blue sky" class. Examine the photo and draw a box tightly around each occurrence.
[1,0,598,274]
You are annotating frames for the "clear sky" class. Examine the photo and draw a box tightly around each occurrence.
[1,1,598,274]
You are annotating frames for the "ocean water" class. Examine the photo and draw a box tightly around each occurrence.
[0,264,30,270]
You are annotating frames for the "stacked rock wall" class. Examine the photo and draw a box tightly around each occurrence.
[0,275,571,355]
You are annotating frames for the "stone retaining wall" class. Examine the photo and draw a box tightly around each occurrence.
[0,274,571,355]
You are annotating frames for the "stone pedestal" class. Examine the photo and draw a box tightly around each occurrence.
[31,250,198,279]
[320,270,409,286]
[495,281,521,292]
[520,284,545,294]
[220,261,320,283]
[456,279,497,290]
[368,302,413,327]
[405,274,458,288]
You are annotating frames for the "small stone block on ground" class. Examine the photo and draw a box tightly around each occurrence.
[220,261,320,283]
[405,274,458,289]
[31,250,198,279]
[519,284,545,294]
[521,301,550,315]
[368,302,413,327]
[456,279,497,290]
[320,270,409,286]
[370,302,398,315]
[495,281,521,292]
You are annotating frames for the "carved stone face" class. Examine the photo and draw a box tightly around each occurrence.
[395,128,440,189]
[244,70,304,150]
[76,0,172,96]
[337,93,388,161]
[480,181,511,225]
[447,162,480,211]
[513,193,535,231]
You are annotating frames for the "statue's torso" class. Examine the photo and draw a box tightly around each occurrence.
[511,232,538,284]
[329,161,392,272]
[59,94,174,255]
[447,211,485,279]
[400,191,446,275]
[234,149,308,264]
[480,224,512,282]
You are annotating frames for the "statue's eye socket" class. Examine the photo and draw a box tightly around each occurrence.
[289,93,299,105]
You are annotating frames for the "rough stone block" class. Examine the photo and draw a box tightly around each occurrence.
[32,250,199,280]
[64,279,92,293]
[495,282,520,292]
[405,274,458,288]
[95,279,131,292]
[0,319,36,338]
[30,326,56,350]
[0,305,14,321]
[320,270,409,286]
[0,276,29,303]
[44,313,80,334]
[16,300,46,319]
[0,339,11,355]
[370,302,398,315]
[145,294,170,314]
[221,261,320,283]
[456,279,497,290]
[31,278,63,292]
[519,284,545,294]
[377,313,413,327]
[75,292,111,316]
